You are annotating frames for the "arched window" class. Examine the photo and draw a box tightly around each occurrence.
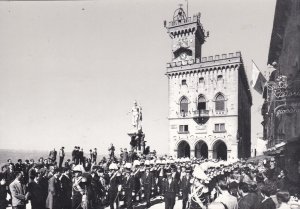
[180,97,188,116]
[215,93,225,111]
[198,95,206,110]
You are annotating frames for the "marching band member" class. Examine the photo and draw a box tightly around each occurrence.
[122,163,134,209]
[141,161,154,208]
[72,165,84,209]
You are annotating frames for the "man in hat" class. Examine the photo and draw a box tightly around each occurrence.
[108,163,121,209]
[72,165,83,209]
[162,169,178,209]
[122,164,134,209]
[141,166,154,208]
[132,160,141,203]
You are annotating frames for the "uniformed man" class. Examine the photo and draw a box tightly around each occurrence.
[122,163,134,209]
[72,165,83,209]
[132,160,141,202]
[108,163,121,209]
[141,161,154,208]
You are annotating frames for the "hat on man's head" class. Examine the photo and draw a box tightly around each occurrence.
[109,163,118,170]
[73,165,83,173]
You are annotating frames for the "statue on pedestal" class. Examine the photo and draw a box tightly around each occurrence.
[128,100,146,152]
[128,100,142,133]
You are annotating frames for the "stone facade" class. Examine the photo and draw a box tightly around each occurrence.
[165,8,252,160]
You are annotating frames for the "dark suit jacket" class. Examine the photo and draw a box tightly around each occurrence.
[257,197,276,209]
[60,175,72,200]
[122,175,135,194]
[162,178,178,199]
[28,181,44,206]
[180,176,191,199]
[141,172,154,190]
[238,192,260,209]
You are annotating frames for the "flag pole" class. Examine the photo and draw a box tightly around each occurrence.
[251,60,265,75]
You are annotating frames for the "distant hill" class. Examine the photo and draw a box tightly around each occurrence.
[0,149,104,165]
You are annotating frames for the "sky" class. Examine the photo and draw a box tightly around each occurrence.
[0,0,276,155]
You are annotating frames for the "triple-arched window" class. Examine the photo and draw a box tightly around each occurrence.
[180,97,189,114]
[215,93,225,111]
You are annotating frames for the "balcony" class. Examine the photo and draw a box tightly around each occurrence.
[192,109,209,124]
[193,109,209,117]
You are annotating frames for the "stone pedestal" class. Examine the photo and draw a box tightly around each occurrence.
[128,131,145,153]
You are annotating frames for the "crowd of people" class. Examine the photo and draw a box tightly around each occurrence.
[0,145,300,209]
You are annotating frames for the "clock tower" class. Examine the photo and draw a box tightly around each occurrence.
[164,6,207,63]
[164,6,252,160]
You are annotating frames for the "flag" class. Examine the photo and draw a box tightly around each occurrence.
[251,61,266,94]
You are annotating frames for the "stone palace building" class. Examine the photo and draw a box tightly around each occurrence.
[165,7,252,160]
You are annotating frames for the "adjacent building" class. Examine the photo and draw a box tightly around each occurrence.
[262,0,300,182]
[165,7,252,160]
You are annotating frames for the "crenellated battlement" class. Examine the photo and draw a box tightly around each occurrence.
[166,51,242,74]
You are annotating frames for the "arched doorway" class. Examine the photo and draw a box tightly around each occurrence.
[177,140,190,158]
[195,140,208,159]
[213,140,227,160]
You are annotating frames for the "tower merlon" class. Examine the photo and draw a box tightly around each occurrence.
[166,51,242,73]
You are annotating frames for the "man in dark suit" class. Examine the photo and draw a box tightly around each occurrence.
[58,147,65,168]
[238,182,261,209]
[141,166,154,208]
[257,184,276,209]
[9,171,27,209]
[60,168,72,209]
[79,148,84,165]
[163,169,178,209]
[27,173,45,209]
[72,147,76,164]
[180,169,191,209]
